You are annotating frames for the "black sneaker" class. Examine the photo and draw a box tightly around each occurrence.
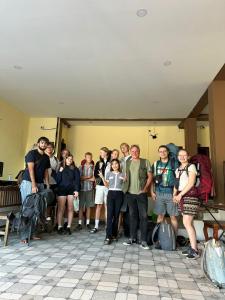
[186,248,200,260]
[65,227,72,235]
[140,241,150,250]
[123,239,137,246]
[86,224,91,230]
[104,238,111,245]
[90,228,98,234]
[57,227,63,235]
[76,224,82,231]
[63,222,68,230]
[112,236,118,242]
[181,246,191,256]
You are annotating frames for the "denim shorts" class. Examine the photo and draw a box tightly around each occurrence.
[154,192,179,217]
[20,180,44,203]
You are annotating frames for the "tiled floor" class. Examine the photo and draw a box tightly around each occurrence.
[0,227,224,300]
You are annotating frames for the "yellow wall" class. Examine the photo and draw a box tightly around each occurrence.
[0,99,29,180]
[26,117,58,152]
[67,125,185,165]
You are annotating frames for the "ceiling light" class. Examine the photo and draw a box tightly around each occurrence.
[13,65,23,70]
[136,9,148,17]
[163,60,172,66]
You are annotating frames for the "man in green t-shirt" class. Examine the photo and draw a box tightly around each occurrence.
[123,145,152,249]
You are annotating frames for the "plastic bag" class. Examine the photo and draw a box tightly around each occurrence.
[73,197,79,212]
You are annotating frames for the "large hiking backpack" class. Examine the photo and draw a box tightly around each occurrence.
[18,192,47,244]
[152,222,176,251]
[201,239,225,288]
[166,143,179,162]
[39,189,55,206]
[189,154,214,202]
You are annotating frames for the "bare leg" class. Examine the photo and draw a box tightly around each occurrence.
[67,195,74,228]
[183,215,197,251]
[57,196,66,227]
[157,214,164,224]
[170,216,178,235]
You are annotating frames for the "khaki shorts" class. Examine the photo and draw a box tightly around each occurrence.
[95,185,108,205]
[79,190,95,208]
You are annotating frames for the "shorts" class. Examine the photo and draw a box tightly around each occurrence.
[95,185,108,205]
[79,190,95,208]
[180,197,200,216]
[154,192,179,217]
[57,186,74,197]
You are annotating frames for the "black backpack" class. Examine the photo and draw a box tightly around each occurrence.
[18,192,47,244]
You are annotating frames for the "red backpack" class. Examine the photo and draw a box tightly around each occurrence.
[189,154,214,202]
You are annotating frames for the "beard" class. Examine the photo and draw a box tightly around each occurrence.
[38,145,46,151]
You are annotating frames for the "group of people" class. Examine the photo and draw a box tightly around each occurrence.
[19,136,200,259]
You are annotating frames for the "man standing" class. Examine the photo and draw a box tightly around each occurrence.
[123,145,152,249]
[20,136,50,202]
[151,145,179,235]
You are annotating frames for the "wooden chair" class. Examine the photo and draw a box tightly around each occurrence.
[0,215,10,246]
[203,220,225,241]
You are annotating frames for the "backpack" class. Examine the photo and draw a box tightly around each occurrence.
[189,154,214,202]
[166,143,179,162]
[201,239,225,288]
[18,192,47,244]
[152,222,176,251]
[146,221,158,246]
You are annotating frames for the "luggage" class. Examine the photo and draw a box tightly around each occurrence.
[18,192,47,244]
[39,188,55,206]
[201,239,225,288]
[189,154,214,202]
[146,221,157,246]
[152,222,176,251]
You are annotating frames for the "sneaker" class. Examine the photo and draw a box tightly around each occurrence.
[154,243,162,250]
[57,227,63,235]
[140,241,150,250]
[181,246,191,256]
[65,227,72,235]
[86,224,91,230]
[63,222,68,230]
[123,239,137,246]
[112,236,118,242]
[104,238,111,245]
[76,224,82,231]
[90,227,98,234]
[186,248,200,260]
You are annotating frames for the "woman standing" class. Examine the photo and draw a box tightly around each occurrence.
[100,159,125,244]
[56,155,80,235]
[173,149,200,259]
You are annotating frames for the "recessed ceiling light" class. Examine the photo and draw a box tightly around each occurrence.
[136,9,148,17]
[13,65,23,70]
[163,60,172,66]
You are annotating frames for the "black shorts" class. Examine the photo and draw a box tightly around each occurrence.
[57,187,74,197]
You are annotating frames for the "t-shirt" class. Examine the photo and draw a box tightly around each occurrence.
[79,164,94,191]
[106,171,124,191]
[23,149,50,183]
[153,159,179,193]
[120,155,131,173]
[175,164,197,191]
[128,159,152,194]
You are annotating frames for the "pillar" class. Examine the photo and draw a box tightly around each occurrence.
[184,117,198,156]
[208,81,225,204]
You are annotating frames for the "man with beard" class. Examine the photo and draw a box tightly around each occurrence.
[20,137,50,202]
[19,137,51,243]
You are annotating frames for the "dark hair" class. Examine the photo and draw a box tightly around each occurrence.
[158,145,169,152]
[37,136,49,144]
[85,152,92,156]
[130,144,140,152]
[110,159,121,172]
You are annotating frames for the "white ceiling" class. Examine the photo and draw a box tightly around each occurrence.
[0,0,225,119]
